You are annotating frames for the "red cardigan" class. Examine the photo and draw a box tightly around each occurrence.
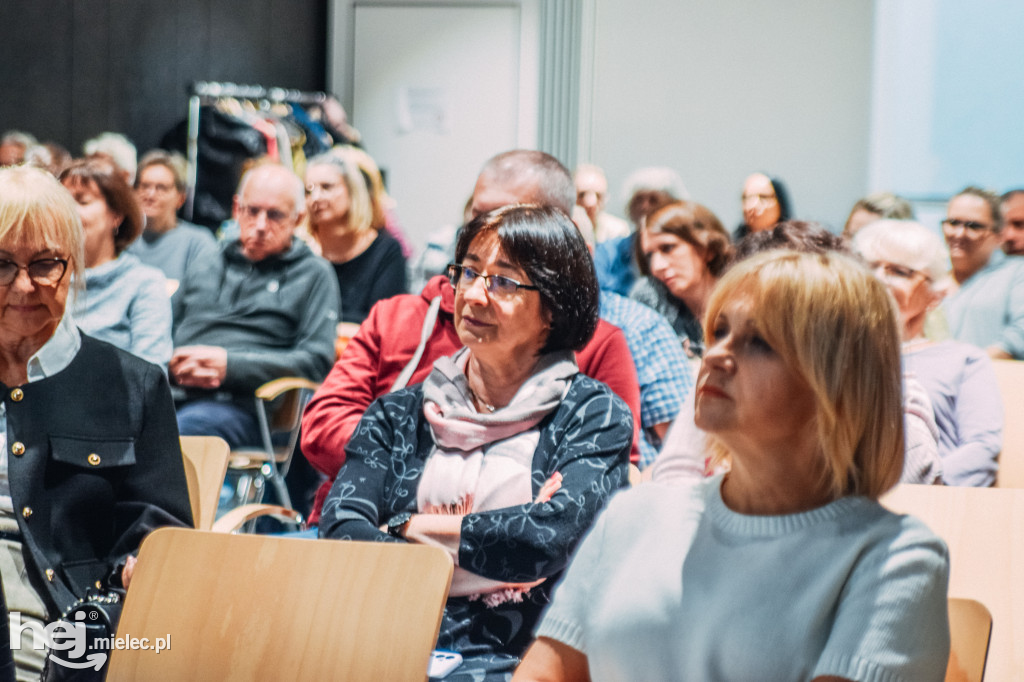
[301,275,641,524]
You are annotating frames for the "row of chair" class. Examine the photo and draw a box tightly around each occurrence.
[158,356,1019,680]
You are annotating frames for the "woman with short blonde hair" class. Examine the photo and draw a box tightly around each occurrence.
[515,250,949,682]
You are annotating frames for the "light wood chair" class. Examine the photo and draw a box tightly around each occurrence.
[992,359,1024,488]
[179,436,230,531]
[180,435,303,533]
[107,528,454,681]
[946,598,992,682]
[882,484,1024,681]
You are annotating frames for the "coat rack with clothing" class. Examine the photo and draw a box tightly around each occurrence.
[164,81,349,230]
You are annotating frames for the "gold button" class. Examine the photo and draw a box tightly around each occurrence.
[21,507,31,520]
[10,388,23,402]
[11,442,24,456]
[95,580,102,589]
[87,454,101,466]
[45,569,55,582]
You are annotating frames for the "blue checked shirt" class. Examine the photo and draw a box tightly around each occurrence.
[600,291,692,467]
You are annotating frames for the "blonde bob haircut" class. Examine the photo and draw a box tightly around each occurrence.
[703,250,904,500]
[305,150,374,235]
[0,165,85,285]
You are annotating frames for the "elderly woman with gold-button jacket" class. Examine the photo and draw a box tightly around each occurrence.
[0,166,192,678]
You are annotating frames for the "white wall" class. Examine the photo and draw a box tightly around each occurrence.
[870,0,1024,201]
[581,0,875,233]
[329,0,538,253]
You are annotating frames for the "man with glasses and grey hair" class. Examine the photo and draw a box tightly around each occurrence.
[942,185,1024,359]
[171,164,340,447]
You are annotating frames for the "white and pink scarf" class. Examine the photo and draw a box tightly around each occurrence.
[418,347,577,605]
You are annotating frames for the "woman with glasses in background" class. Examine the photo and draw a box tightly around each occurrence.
[734,172,792,240]
[320,205,633,682]
[59,157,172,367]
[855,219,1003,486]
[0,166,191,679]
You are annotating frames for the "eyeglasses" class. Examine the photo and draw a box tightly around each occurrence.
[0,258,69,287]
[238,204,291,225]
[741,193,778,206]
[942,218,991,232]
[136,182,177,195]
[447,264,539,297]
[869,260,930,283]
[305,182,344,197]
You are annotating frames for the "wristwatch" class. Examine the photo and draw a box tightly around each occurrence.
[386,511,413,539]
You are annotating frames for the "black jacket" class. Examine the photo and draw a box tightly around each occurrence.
[3,334,192,616]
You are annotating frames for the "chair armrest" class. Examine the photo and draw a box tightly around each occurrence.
[254,377,321,402]
[212,504,305,533]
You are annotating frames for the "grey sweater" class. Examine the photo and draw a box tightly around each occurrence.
[174,238,340,396]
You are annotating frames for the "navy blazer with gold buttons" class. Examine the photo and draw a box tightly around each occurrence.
[3,333,193,616]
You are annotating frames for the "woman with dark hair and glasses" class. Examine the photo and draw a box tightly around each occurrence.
[60,157,171,367]
[734,172,792,240]
[0,166,191,679]
[320,205,633,681]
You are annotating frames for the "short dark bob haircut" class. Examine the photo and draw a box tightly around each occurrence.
[453,204,599,354]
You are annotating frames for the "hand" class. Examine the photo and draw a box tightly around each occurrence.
[121,555,137,589]
[170,346,228,389]
[535,472,562,504]
[986,346,1012,360]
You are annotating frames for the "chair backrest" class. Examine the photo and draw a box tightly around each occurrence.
[882,484,1024,681]
[106,528,453,681]
[946,598,992,682]
[179,436,230,530]
[991,359,1024,488]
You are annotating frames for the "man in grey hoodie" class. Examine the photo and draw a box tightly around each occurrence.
[171,164,340,447]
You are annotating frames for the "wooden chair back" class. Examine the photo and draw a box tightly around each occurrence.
[179,436,230,531]
[992,359,1024,488]
[882,484,1024,681]
[946,598,992,682]
[107,528,453,681]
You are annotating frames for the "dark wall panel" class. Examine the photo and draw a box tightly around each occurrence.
[0,0,326,156]
[0,1,76,145]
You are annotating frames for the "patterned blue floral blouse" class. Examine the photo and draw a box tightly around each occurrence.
[320,374,633,681]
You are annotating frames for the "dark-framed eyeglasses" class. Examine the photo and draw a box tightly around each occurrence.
[942,218,991,232]
[0,258,69,287]
[447,264,539,297]
[238,204,290,225]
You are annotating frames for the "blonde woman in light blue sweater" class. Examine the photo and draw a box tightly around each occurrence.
[516,251,950,682]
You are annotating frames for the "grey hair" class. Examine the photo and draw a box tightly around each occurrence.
[83,132,138,184]
[236,164,305,216]
[622,166,689,204]
[479,150,575,215]
[852,219,951,291]
[1,130,38,148]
